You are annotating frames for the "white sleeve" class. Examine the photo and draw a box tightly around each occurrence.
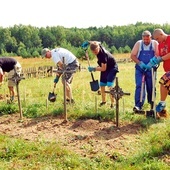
[0,67,3,75]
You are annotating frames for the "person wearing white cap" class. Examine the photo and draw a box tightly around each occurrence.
[130,30,159,113]
[41,47,79,104]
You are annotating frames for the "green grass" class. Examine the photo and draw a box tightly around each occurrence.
[0,56,170,169]
[0,121,170,169]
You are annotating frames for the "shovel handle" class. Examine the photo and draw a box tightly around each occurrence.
[85,51,91,66]
[85,50,95,81]
[91,72,95,81]
[140,74,145,103]
[53,83,56,93]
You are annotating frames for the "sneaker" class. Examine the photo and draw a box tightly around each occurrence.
[10,96,14,102]
[156,102,166,112]
[66,99,75,104]
[99,102,106,107]
[133,106,140,112]
[110,104,115,108]
[157,109,168,118]
[133,106,145,114]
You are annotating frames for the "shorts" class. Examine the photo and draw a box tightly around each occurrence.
[8,62,22,87]
[159,71,170,94]
[100,68,118,87]
[62,59,79,84]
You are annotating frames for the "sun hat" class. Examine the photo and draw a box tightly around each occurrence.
[142,30,151,37]
[41,48,50,57]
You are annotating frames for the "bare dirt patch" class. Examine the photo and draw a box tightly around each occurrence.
[0,113,143,158]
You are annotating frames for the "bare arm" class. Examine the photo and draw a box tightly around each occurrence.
[0,67,4,83]
[161,53,170,61]
[0,73,5,83]
[56,61,64,77]
[154,41,159,56]
[130,41,140,64]
[95,63,107,72]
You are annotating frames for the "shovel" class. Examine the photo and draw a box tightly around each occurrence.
[146,67,157,118]
[48,83,57,102]
[85,51,99,92]
[136,73,145,114]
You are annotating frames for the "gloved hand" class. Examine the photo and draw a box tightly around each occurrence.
[81,41,90,49]
[150,56,163,65]
[88,66,96,72]
[138,61,148,71]
[54,76,59,83]
[146,56,162,70]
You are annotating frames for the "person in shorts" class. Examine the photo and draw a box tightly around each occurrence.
[0,57,22,102]
[88,41,119,108]
[147,29,170,116]
[41,47,79,104]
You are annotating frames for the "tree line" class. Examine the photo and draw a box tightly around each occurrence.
[0,22,170,59]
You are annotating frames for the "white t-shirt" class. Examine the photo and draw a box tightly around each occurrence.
[51,48,76,65]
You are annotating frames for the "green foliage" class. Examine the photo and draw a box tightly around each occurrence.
[0,22,169,57]
[110,45,118,54]
[124,45,131,53]
[0,103,18,115]
[31,50,40,58]
[23,103,46,118]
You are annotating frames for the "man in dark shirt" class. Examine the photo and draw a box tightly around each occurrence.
[0,57,22,102]
[88,41,119,108]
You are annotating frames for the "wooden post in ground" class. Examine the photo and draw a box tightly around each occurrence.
[53,57,76,123]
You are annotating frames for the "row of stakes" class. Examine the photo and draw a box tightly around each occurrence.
[10,57,131,127]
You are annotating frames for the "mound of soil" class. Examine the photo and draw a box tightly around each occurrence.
[0,113,143,158]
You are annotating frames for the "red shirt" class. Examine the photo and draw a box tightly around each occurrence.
[159,35,170,72]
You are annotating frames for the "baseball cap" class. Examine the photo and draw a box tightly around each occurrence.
[41,48,49,58]
[142,30,151,37]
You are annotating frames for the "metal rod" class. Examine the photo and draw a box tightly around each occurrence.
[16,81,23,120]
[104,77,130,127]
[115,77,119,127]
[62,57,67,122]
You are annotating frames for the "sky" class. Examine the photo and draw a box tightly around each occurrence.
[0,0,169,28]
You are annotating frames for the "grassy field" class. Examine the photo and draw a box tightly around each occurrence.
[0,54,170,169]
[12,53,169,114]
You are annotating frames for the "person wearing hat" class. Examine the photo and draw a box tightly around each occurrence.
[41,47,79,104]
[88,41,119,108]
[0,57,22,102]
[130,30,159,113]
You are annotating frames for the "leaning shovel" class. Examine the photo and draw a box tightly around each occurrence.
[85,51,99,92]
[48,83,57,102]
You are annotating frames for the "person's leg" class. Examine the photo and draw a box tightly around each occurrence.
[8,69,15,101]
[63,61,78,103]
[156,72,170,112]
[160,84,168,101]
[66,82,73,100]
[134,69,145,110]
[100,86,106,104]
[107,68,117,108]
[108,86,114,108]
[145,70,153,105]
[99,71,107,106]
[8,86,14,101]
